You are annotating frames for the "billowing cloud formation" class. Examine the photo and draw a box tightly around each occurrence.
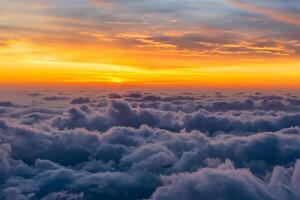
[152,160,300,200]
[0,90,300,199]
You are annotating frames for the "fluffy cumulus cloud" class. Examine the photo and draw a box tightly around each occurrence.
[0,90,300,199]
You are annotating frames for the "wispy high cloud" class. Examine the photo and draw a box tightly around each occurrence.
[227,0,300,26]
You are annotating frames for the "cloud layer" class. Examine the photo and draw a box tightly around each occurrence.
[0,90,300,199]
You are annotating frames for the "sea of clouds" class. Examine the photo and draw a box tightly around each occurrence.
[0,89,300,200]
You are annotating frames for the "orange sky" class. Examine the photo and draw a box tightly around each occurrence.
[1,0,300,88]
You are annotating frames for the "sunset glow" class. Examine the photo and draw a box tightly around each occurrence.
[1,0,300,88]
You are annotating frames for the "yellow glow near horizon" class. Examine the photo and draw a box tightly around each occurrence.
[1,1,300,89]
[1,57,300,89]
[0,40,299,89]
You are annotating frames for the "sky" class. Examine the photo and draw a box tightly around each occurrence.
[1,0,300,88]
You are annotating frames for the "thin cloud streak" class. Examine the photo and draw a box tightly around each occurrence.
[227,0,300,26]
